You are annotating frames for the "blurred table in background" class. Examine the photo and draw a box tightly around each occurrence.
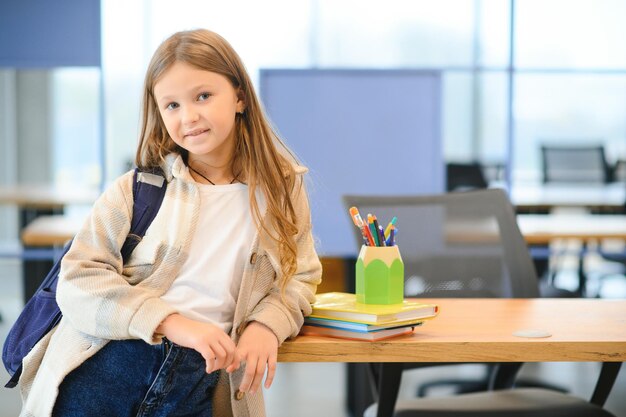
[20,215,85,246]
[517,214,626,295]
[518,214,626,244]
[509,182,625,214]
[0,185,99,226]
[0,184,98,303]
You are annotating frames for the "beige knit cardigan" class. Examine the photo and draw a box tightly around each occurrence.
[18,154,322,417]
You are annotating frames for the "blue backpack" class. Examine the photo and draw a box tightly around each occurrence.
[2,168,167,388]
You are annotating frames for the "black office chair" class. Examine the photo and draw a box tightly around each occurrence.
[343,190,620,417]
[541,144,612,184]
[445,162,488,192]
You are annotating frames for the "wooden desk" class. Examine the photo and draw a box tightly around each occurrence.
[517,214,626,245]
[279,299,626,363]
[443,214,626,245]
[0,185,98,303]
[18,216,82,302]
[0,184,99,210]
[517,214,626,295]
[509,183,625,213]
[21,215,84,247]
[279,299,626,417]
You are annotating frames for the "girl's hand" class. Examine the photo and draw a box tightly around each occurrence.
[156,313,240,373]
[234,321,278,393]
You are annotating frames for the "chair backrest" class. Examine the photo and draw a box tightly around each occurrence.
[343,189,540,298]
[541,144,611,183]
[446,162,489,192]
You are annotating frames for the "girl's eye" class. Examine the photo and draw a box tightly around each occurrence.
[166,102,179,110]
[198,92,211,101]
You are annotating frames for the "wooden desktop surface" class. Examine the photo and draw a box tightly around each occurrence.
[278,298,626,363]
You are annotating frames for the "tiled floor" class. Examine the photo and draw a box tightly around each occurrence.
[1,259,624,417]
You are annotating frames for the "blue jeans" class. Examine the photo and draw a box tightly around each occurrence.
[52,339,219,417]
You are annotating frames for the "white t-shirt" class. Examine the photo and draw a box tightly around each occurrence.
[161,179,257,332]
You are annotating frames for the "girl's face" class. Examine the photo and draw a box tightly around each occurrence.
[153,61,244,165]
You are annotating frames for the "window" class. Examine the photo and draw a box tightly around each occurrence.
[51,68,101,187]
[99,0,626,184]
[516,0,626,69]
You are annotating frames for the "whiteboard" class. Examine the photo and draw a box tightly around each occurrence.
[260,69,443,256]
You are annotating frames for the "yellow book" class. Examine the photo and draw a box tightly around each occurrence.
[310,292,439,325]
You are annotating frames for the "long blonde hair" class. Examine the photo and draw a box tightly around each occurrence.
[136,29,299,294]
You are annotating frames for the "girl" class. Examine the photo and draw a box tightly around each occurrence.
[19,29,322,417]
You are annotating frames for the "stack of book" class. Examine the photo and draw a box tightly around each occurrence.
[301,292,439,341]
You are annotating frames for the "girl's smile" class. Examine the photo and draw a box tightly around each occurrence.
[184,128,210,139]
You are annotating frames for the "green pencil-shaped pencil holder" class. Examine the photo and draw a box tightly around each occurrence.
[355,245,404,305]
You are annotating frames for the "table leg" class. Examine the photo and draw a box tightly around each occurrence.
[347,363,376,417]
[22,249,54,303]
[20,207,61,304]
[488,363,522,389]
[590,362,622,407]
[376,363,403,417]
[577,242,587,297]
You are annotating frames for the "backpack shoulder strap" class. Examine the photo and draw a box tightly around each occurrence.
[119,168,167,261]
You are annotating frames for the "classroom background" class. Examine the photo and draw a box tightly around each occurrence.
[1,1,625,416]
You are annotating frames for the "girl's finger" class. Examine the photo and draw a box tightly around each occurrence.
[226,351,242,373]
[212,344,227,371]
[201,348,215,373]
[239,356,257,392]
[220,339,235,370]
[264,356,277,389]
[249,357,267,394]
